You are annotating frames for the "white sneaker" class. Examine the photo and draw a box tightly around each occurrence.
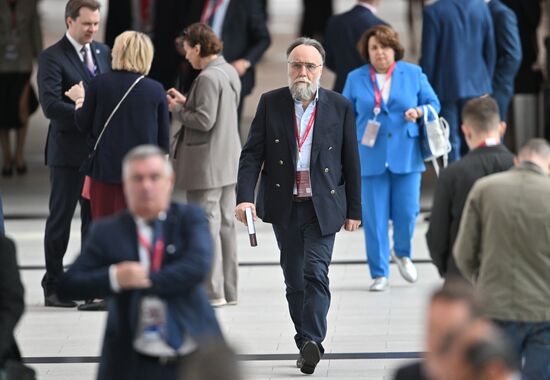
[210,298,227,307]
[369,277,388,292]
[393,255,418,283]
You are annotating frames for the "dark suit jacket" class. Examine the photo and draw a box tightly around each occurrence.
[488,0,522,119]
[393,361,430,380]
[0,236,25,368]
[237,87,361,236]
[500,0,542,94]
[148,0,193,89]
[420,0,496,102]
[38,36,111,167]
[426,144,514,277]
[221,0,271,97]
[324,5,388,93]
[75,71,170,183]
[58,203,222,380]
[176,0,271,96]
[104,0,133,48]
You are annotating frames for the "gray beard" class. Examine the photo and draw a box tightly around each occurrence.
[289,79,318,102]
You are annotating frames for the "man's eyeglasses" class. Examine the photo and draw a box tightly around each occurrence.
[288,61,323,73]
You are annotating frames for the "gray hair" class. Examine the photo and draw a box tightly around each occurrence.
[518,138,550,161]
[286,37,326,64]
[122,145,172,179]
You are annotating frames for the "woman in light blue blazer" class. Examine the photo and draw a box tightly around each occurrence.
[343,25,440,291]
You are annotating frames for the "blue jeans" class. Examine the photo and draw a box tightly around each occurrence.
[273,201,335,353]
[440,99,471,163]
[494,320,550,380]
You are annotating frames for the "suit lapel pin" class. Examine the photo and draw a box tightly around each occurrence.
[166,244,176,254]
[96,49,100,54]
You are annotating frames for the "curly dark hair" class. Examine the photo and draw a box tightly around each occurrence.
[180,23,223,57]
[357,25,405,63]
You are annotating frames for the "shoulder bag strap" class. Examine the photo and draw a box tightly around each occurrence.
[92,75,145,152]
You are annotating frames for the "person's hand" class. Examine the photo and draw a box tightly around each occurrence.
[231,59,251,76]
[344,219,361,232]
[166,88,187,111]
[235,202,256,225]
[65,81,85,102]
[115,261,151,289]
[404,107,422,122]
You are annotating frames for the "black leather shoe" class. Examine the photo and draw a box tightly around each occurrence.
[44,294,77,308]
[77,299,106,311]
[15,163,27,175]
[2,165,13,177]
[296,354,305,368]
[300,341,321,375]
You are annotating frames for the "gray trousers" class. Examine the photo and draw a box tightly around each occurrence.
[187,184,238,302]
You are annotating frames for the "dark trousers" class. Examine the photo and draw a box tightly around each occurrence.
[42,166,91,295]
[440,99,471,163]
[272,201,335,353]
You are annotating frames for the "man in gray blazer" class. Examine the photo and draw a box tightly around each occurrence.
[454,138,550,380]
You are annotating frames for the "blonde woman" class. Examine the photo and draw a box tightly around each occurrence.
[66,31,169,219]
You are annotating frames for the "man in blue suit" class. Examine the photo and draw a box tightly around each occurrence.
[420,0,496,162]
[38,0,111,308]
[235,38,362,375]
[487,0,522,122]
[324,0,389,93]
[58,145,222,380]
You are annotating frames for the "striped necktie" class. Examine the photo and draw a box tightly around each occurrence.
[80,46,96,76]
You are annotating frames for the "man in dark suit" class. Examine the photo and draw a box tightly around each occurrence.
[175,0,271,126]
[420,0,496,162]
[426,97,514,280]
[393,280,481,380]
[37,0,111,308]
[58,145,222,380]
[324,0,389,93]
[235,38,361,375]
[487,0,522,122]
[0,236,26,373]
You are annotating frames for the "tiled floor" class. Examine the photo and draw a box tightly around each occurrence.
[0,0,444,378]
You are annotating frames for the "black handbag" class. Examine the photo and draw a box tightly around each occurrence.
[79,75,144,175]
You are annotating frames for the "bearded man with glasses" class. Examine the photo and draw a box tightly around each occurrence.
[235,37,362,375]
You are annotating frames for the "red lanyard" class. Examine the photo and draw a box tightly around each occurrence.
[295,106,317,153]
[7,0,17,31]
[201,0,224,24]
[369,62,396,111]
[137,225,165,273]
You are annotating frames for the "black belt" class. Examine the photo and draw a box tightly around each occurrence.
[292,196,312,202]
